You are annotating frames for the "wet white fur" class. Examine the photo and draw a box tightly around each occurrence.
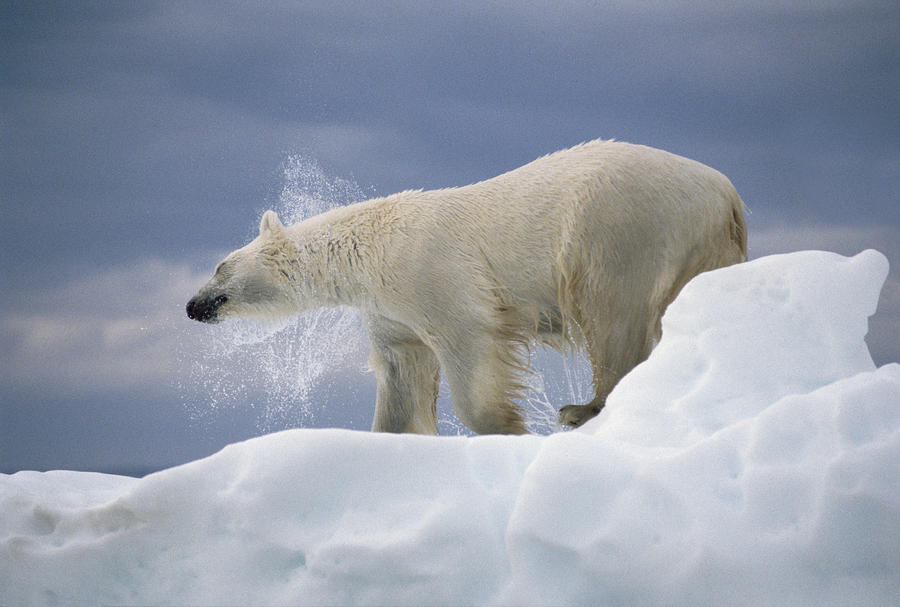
[192,140,747,434]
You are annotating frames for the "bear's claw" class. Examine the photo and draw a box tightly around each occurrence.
[558,403,603,428]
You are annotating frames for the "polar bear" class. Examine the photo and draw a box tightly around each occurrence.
[187,140,747,434]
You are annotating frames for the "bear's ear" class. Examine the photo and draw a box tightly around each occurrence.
[259,210,286,238]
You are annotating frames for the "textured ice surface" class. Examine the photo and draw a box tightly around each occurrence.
[2,250,898,606]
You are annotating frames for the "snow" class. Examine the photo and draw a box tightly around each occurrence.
[2,249,898,607]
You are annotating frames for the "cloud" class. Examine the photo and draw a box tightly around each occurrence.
[0,250,375,472]
[0,251,373,431]
[4,1,896,244]
[0,258,211,395]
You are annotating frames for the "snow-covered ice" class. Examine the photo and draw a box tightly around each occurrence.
[2,250,898,606]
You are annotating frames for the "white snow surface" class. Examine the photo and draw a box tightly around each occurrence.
[2,250,898,607]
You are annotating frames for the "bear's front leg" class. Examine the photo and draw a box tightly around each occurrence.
[432,333,529,435]
[368,342,440,434]
[366,314,441,434]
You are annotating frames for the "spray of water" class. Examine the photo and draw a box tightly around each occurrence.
[183,155,593,435]
[184,156,369,432]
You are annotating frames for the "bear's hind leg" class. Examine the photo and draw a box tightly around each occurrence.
[558,399,605,428]
[559,305,657,428]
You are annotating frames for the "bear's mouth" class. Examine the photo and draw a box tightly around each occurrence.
[186,294,228,323]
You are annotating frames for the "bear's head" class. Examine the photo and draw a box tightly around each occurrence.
[187,211,300,323]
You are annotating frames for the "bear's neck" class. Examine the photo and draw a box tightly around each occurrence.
[286,200,392,309]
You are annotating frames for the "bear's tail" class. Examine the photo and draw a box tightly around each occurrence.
[730,195,749,262]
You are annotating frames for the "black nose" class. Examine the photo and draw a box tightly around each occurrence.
[186,294,227,322]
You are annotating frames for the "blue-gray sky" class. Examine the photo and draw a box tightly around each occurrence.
[2,1,898,475]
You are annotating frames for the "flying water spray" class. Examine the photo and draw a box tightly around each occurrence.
[182,156,369,432]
